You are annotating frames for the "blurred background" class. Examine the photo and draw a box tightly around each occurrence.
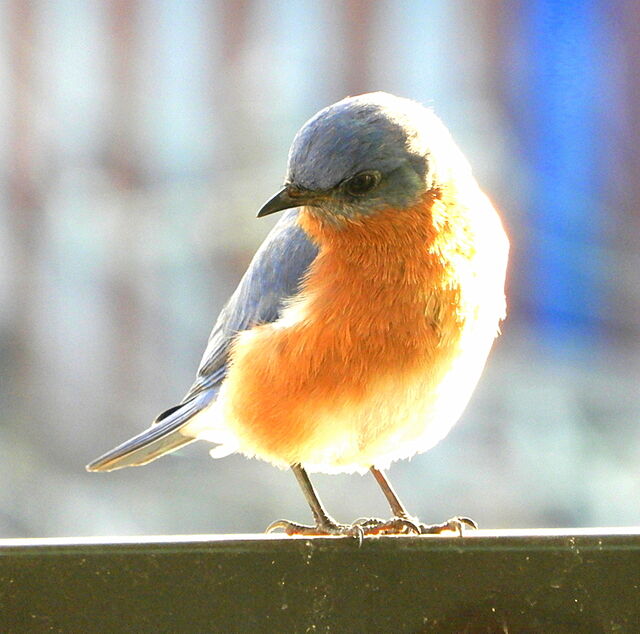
[1,0,639,538]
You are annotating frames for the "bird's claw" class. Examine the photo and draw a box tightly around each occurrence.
[418,515,478,536]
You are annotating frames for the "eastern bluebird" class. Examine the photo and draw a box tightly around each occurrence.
[88,92,508,537]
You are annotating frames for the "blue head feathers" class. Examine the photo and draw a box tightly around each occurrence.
[257,92,473,219]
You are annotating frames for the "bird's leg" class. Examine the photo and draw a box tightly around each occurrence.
[366,466,478,536]
[266,464,360,537]
[370,465,410,516]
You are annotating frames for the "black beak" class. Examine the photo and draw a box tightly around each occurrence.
[256,186,320,218]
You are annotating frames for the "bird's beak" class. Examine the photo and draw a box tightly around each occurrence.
[257,186,320,218]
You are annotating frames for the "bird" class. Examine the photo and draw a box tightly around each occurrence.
[87,92,508,537]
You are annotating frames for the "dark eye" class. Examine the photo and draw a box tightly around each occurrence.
[343,171,381,196]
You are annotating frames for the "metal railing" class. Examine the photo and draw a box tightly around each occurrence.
[2,528,639,632]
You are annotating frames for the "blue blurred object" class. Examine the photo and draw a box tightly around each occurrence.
[515,0,606,344]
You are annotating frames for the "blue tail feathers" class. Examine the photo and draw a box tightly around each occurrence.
[86,390,216,472]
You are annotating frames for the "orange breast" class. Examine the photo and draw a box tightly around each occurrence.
[219,188,505,470]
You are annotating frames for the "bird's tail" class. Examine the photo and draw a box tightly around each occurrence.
[86,390,217,472]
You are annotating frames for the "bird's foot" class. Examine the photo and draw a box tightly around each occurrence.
[266,518,365,539]
[355,514,477,537]
[266,515,477,538]
[352,516,421,535]
[417,516,478,536]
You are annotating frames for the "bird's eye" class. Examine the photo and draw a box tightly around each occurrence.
[343,171,381,196]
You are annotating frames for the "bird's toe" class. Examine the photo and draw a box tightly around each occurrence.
[265,518,361,538]
[418,516,478,536]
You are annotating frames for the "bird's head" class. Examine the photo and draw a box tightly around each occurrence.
[257,92,473,222]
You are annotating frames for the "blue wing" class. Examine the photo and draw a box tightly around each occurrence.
[87,209,318,472]
[184,208,318,401]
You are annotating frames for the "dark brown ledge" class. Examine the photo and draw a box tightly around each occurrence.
[1,528,639,632]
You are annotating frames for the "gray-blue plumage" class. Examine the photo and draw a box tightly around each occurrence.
[86,209,318,471]
[288,97,423,190]
[285,92,442,217]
